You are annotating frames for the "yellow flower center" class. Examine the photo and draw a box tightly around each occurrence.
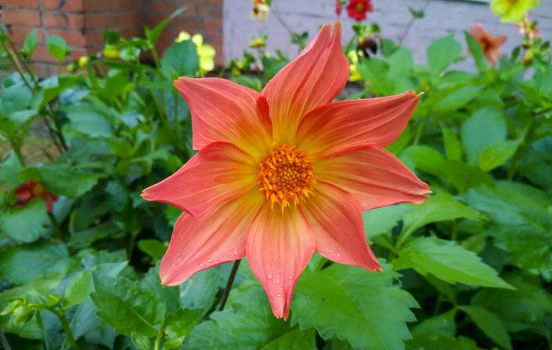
[355,3,365,12]
[257,144,315,212]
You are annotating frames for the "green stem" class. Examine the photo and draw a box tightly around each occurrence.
[219,260,242,311]
[153,333,162,350]
[413,116,426,145]
[56,310,78,350]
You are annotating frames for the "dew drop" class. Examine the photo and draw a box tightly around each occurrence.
[276,293,282,297]
[267,273,273,280]
[276,279,281,284]
[207,258,213,263]
[233,250,239,255]
[199,262,205,266]
[287,276,292,280]
[336,252,342,257]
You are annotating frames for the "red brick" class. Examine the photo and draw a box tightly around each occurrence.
[33,45,60,63]
[43,13,85,29]
[8,27,45,44]
[44,0,84,12]
[1,10,41,26]
[0,0,38,8]
[48,30,86,47]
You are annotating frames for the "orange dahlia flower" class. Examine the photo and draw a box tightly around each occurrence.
[469,23,507,65]
[142,22,429,319]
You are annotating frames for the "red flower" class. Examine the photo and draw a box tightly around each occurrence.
[15,180,57,213]
[346,0,373,21]
[469,23,507,65]
[142,22,429,319]
[335,0,343,15]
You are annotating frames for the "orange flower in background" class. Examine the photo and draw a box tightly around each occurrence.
[346,0,373,21]
[15,180,57,213]
[142,22,429,319]
[469,23,507,65]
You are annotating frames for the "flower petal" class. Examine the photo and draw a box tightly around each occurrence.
[246,205,315,320]
[174,77,272,156]
[160,191,264,286]
[262,21,349,144]
[315,147,430,210]
[297,91,419,158]
[142,142,257,220]
[300,182,381,271]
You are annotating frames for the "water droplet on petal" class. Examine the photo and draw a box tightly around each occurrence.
[287,276,292,280]
[336,252,342,257]
[199,262,205,266]
[207,258,213,263]
[233,250,239,255]
[276,279,281,284]
[276,293,282,297]
[267,273,273,280]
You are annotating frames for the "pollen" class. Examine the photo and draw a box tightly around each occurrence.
[257,144,315,212]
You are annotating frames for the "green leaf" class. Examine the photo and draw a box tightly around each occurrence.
[260,328,317,350]
[21,30,38,58]
[0,242,69,284]
[137,239,167,261]
[91,273,165,337]
[519,136,552,189]
[461,107,507,165]
[464,32,488,72]
[39,163,99,198]
[394,236,513,289]
[477,140,518,171]
[433,85,484,112]
[63,104,114,138]
[0,199,51,243]
[46,34,70,61]
[398,193,479,244]
[161,41,199,80]
[459,305,512,350]
[442,127,463,161]
[185,286,303,350]
[164,308,203,346]
[412,310,456,337]
[406,334,482,350]
[462,186,552,279]
[293,264,418,350]
[427,34,462,79]
[363,204,412,239]
[471,272,552,333]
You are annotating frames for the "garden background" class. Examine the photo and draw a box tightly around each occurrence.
[0,0,551,349]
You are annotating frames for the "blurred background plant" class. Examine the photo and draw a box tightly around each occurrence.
[0,1,551,350]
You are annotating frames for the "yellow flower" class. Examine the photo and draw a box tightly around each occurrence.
[78,56,90,68]
[490,0,540,23]
[103,44,120,59]
[176,31,216,75]
[251,0,270,22]
[347,50,362,82]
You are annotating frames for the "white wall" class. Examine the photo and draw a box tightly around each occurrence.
[223,0,552,64]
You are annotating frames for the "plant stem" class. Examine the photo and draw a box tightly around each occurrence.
[219,259,242,311]
[153,332,162,350]
[398,0,431,46]
[0,331,12,350]
[56,310,78,350]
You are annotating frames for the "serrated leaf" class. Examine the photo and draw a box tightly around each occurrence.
[461,107,507,165]
[39,163,99,198]
[477,140,518,172]
[462,186,552,279]
[260,328,316,350]
[161,41,199,80]
[0,242,69,285]
[465,32,488,72]
[363,204,412,239]
[46,35,70,61]
[164,308,202,340]
[412,310,456,337]
[442,127,462,161]
[63,104,114,138]
[394,236,513,289]
[0,199,51,243]
[406,334,482,350]
[91,273,165,337]
[184,288,301,350]
[398,193,479,244]
[459,305,512,350]
[427,34,462,79]
[292,265,418,350]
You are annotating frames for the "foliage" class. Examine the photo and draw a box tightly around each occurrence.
[1,3,552,350]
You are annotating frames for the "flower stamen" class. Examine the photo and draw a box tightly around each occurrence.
[257,144,315,213]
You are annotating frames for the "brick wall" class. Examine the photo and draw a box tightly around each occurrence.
[0,0,223,76]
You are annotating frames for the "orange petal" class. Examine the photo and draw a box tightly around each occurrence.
[297,90,419,158]
[142,142,257,220]
[300,182,381,271]
[160,191,264,286]
[262,21,349,144]
[174,77,272,157]
[315,146,430,210]
[246,205,315,320]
